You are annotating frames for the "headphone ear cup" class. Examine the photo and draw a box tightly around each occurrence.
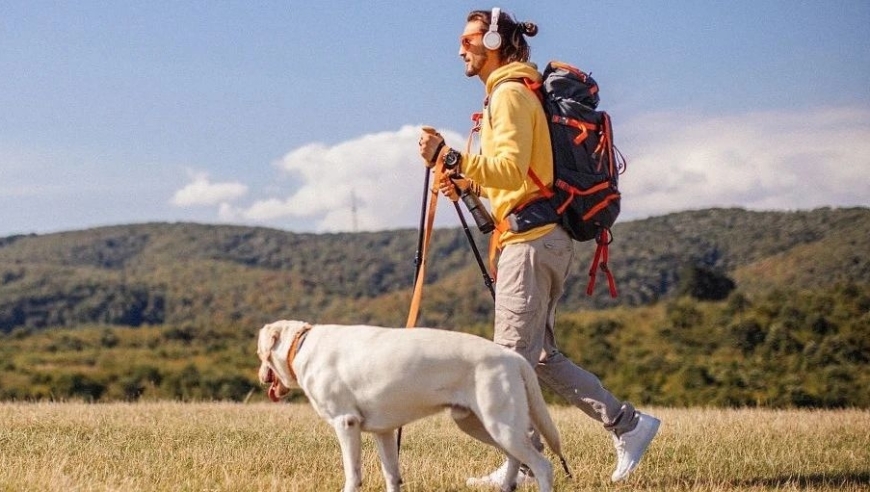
[482,30,502,50]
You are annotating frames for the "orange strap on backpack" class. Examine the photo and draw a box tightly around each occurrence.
[587,229,618,298]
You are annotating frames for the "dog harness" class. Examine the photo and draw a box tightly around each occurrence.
[285,324,312,382]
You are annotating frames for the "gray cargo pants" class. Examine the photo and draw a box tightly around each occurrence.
[494,225,638,436]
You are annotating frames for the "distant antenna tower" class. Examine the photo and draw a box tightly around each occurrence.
[351,189,359,232]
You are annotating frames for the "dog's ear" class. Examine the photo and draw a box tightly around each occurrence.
[267,324,282,350]
[257,323,283,361]
[259,320,312,358]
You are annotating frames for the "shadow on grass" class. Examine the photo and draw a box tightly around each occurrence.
[732,471,870,489]
[649,471,870,491]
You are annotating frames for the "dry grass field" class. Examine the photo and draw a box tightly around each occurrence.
[1,402,868,491]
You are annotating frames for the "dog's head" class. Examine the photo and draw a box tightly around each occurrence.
[257,320,311,402]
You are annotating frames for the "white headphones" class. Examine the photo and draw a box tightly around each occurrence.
[482,7,502,50]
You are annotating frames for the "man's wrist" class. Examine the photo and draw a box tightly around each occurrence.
[442,148,462,170]
[429,141,446,165]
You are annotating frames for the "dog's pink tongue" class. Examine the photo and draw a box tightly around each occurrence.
[268,382,281,402]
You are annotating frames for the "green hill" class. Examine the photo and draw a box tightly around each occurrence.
[2,207,868,331]
[0,207,868,407]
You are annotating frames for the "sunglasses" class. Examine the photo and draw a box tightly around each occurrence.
[459,31,485,49]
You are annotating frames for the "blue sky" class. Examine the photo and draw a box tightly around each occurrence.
[2,1,868,236]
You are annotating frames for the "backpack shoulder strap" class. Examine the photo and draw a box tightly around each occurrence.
[527,167,552,197]
[484,77,552,198]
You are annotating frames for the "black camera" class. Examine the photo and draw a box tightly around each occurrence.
[460,188,494,234]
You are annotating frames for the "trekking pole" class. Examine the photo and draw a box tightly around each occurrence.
[453,201,495,299]
[399,167,430,455]
[413,167,431,284]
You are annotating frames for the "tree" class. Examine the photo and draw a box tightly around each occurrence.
[677,264,736,301]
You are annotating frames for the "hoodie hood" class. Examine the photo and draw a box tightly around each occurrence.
[485,61,542,95]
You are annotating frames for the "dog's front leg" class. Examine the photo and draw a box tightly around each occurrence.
[373,430,402,492]
[332,415,363,492]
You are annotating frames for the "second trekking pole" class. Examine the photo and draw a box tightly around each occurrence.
[453,201,495,299]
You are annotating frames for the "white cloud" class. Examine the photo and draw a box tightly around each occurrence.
[224,125,466,232]
[171,172,248,207]
[617,106,870,219]
[208,107,870,233]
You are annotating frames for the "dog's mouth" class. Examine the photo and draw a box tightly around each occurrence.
[262,366,275,384]
[267,380,281,402]
[262,367,289,402]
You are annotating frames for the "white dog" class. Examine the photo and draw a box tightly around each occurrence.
[257,320,570,492]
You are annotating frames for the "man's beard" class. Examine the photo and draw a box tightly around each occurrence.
[464,53,487,77]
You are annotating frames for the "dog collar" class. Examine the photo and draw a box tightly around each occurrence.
[286,324,312,382]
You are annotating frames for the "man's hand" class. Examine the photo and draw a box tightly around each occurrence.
[418,126,445,168]
[437,171,473,202]
[437,172,460,201]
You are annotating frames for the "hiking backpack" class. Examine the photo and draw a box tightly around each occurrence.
[504,61,627,297]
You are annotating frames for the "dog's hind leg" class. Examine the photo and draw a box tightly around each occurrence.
[331,415,363,492]
[480,416,554,492]
[499,441,553,492]
[373,430,402,492]
[450,406,500,448]
[501,456,522,492]
[454,408,528,489]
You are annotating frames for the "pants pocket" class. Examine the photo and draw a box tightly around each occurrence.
[494,293,539,361]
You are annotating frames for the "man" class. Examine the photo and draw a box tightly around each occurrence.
[418,8,660,487]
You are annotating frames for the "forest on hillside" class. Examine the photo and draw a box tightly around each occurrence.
[0,207,868,407]
[1,207,867,332]
[0,283,866,408]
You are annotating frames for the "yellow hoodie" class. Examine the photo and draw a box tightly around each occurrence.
[460,61,556,246]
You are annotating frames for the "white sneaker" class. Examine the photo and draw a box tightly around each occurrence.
[466,461,535,489]
[611,412,661,482]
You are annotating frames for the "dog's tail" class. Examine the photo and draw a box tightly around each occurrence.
[520,360,573,478]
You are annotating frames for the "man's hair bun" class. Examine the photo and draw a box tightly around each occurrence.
[521,22,538,37]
